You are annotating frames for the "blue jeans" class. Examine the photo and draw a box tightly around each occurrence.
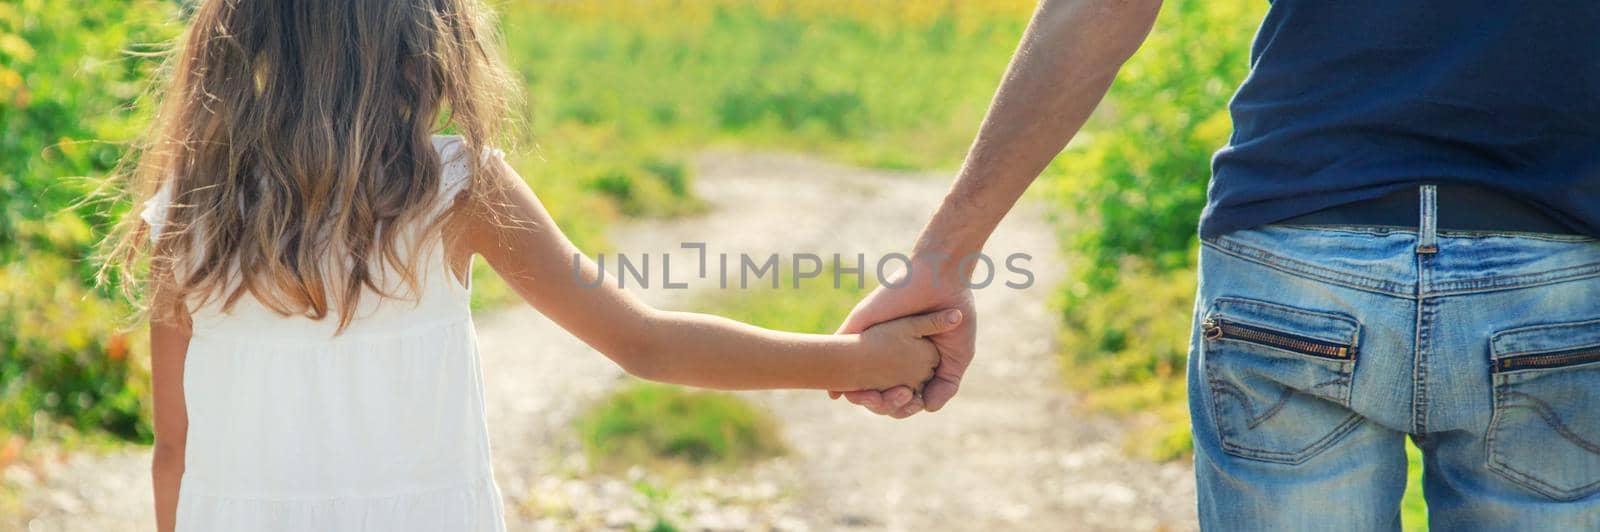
[1188,188,1600,530]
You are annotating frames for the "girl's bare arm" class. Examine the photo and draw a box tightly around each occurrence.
[452,158,958,391]
[149,268,191,532]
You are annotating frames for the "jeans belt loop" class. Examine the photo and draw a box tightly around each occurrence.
[1417,184,1439,254]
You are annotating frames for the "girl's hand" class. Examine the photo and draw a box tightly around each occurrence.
[835,264,977,416]
[855,309,964,391]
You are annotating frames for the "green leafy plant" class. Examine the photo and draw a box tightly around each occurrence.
[1,0,179,446]
[1042,0,1261,458]
[575,382,785,470]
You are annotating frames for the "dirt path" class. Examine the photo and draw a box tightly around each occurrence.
[604,152,1198,531]
[8,152,1196,531]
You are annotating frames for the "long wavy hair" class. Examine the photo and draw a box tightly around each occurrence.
[101,0,517,330]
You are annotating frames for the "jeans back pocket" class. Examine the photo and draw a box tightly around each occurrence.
[1202,297,1364,464]
[1488,319,1600,501]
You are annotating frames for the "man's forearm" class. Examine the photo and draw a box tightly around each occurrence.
[915,0,1162,268]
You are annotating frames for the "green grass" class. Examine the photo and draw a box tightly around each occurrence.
[575,382,785,471]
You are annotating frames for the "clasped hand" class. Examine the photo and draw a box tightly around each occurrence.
[833,259,978,418]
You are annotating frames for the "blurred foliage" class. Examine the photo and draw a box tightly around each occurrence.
[500,0,1032,172]
[631,480,683,532]
[1044,0,1261,460]
[1055,260,1196,461]
[1049,0,1258,288]
[576,381,785,470]
[0,0,177,446]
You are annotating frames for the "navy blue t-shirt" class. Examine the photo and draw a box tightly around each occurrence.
[1201,1,1600,239]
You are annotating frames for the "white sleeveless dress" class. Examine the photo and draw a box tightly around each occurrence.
[142,136,507,532]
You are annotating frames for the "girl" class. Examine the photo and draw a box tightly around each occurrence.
[102,1,958,531]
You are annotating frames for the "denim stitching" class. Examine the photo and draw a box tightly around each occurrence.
[1210,335,1360,365]
[1487,438,1600,502]
[1218,413,1366,465]
[1428,261,1600,296]
[1499,391,1600,455]
[1309,377,1351,391]
[1486,460,1600,502]
[1417,184,1438,254]
[1412,290,1435,435]
[1490,318,1600,357]
[1486,373,1505,492]
[1202,295,1363,463]
[1213,227,1600,298]
[1274,223,1597,242]
[1435,230,1597,243]
[1210,296,1363,333]
[1207,237,1408,295]
[1209,381,1301,430]
[1495,359,1600,375]
[1206,297,1363,359]
[1203,375,1352,414]
[1202,239,1413,298]
[1310,377,1353,407]
[1205,366,1359,463]
[1486,373,1600,501]
[1206,381,1234,444]
[1342,346,1358,407]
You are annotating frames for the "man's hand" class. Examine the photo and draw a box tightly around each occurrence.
[833,257,976,417]
[828,0,1160,417]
